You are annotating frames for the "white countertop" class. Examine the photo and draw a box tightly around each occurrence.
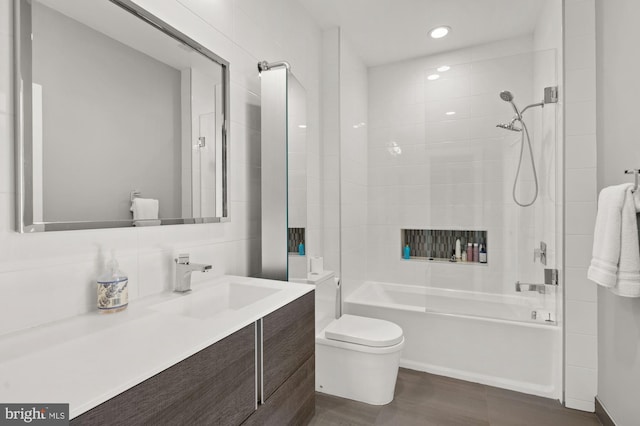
[0,275,314,419]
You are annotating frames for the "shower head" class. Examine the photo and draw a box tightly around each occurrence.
[499,91,514,102]
[499,90,521,119]
[496,121,522,132]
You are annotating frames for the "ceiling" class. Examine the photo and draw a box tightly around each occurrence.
[297,0,545,67]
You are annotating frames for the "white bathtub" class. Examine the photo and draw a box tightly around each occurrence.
[344,281,562,399]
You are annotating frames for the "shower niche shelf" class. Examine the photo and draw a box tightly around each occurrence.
[288,227,305,254]
[401,229,488,264]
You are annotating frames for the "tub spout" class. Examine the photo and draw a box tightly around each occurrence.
[515,282,547,293]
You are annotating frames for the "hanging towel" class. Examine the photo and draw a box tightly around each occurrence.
[587,183,640,297]
[130,198,159,221]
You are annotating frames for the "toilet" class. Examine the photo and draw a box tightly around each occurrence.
[306,270,404,405]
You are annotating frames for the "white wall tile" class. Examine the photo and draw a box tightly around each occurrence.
[565,398,595,412]
[566,68,597,102]
[565,101,596,136]
[0,112,13,194]
[176,0,234,39]
[566,332,597,369]
[565,202,596,235]
[0,31,12,116]
[566,300,597,335]
[566,234,594,268]
[565,135,597,169]
[565,267,597,302]
[565,35,596,72]
[566,365,598,401]
[565,167,598,202]
[565,0,596,38]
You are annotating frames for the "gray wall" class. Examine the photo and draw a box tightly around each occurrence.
[596,0,640,424]
[33,4,181,221]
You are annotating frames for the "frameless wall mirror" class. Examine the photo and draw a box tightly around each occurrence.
[14,0,230,232]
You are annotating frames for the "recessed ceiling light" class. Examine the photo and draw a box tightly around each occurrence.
[437,65,450,72]
[298,124,307,129]
[445,111,456,116]
[427,74,440,81]
[429,26,451,39]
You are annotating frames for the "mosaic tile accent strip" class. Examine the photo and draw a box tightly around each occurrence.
[402,229,488,261]
[288,228,306,253]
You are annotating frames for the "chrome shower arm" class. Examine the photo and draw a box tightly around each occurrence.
[520,101,545,116]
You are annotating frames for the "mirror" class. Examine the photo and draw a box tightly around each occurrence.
[14,0,229,232]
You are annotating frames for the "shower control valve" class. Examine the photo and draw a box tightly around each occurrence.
[534,241,547,265]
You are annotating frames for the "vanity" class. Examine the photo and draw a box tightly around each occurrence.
[0,277,315,425]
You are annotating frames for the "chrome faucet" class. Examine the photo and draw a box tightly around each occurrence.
[174,254,212,292]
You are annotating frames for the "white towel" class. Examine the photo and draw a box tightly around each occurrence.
[130,198,159,221]
[588,183,640,297]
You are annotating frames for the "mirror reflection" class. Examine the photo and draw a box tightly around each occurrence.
[18,0,229,231]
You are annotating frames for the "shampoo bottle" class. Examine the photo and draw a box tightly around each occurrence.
[298,241,305,256]
[479,244,487,263]
[97,254,128,313]
[403,244,411,259]
[455,239,461,261]
[473,243,479,262]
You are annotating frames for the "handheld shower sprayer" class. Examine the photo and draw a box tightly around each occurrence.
[495,89,547,207]
[499,90,522,119]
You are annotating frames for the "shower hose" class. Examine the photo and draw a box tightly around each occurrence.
[512,119,538,207]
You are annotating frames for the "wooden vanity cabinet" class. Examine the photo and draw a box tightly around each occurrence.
[71,291,315,426]
[244,291,315,425]
[71,323,256,426]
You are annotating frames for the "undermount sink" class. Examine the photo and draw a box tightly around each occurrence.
[151,282,281,320]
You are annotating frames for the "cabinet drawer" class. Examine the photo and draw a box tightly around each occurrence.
[262,291,315,400]
[71,323,256,425]
[244,355,315,426]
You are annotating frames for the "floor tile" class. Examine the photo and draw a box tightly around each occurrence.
[309,369,601,426]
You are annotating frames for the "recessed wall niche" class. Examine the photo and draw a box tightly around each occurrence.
[401,229,488,263]
[288,228,306,253]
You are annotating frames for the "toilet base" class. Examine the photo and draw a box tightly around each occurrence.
[315,336,404,405]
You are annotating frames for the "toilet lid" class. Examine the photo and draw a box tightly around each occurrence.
[324,314,404,347]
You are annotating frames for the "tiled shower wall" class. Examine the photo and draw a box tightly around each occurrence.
[366,36,559,294]
[0,0,323,336]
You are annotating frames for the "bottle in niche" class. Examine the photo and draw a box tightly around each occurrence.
[461,249,467,262]
[403,244,411,260]
[467,243,473,262]
[298,241,305,256]
[455,239,461,261]
[473,243,479,262]
[479,244,487,263]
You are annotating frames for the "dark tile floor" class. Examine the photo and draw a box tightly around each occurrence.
[310,368,602,426]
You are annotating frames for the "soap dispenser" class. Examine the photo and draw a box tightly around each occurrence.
[97,253,129,313]
[298,241,305,256]
[403,244,411,260]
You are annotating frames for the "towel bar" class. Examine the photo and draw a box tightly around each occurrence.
[625,169,640,192]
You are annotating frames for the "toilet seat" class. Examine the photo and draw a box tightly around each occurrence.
[323,314,404,347]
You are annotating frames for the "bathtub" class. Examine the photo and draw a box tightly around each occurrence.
[344,281,562,399]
